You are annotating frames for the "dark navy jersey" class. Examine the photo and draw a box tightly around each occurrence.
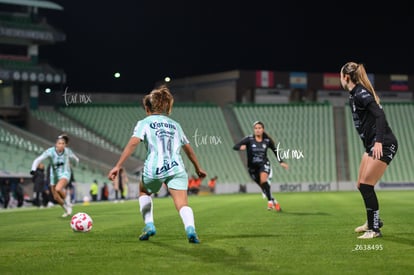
[233,134,282,168]
[349,84,396,150]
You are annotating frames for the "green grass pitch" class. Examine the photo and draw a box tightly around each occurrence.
[1,191,413,274]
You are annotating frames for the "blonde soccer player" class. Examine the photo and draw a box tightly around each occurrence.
[340,62,398,239]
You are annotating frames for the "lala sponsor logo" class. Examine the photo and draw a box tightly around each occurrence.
[156,160,179,175]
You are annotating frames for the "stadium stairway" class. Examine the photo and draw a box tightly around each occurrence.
[0,119,116,184]
[25,108,143,176]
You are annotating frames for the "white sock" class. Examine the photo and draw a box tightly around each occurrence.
[139,195,153,224]
[179,206,195,229]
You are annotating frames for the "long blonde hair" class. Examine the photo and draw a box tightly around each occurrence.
[142,85,174,115]
[341,62,380,104]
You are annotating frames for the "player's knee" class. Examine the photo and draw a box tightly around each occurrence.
[359,183,375,199]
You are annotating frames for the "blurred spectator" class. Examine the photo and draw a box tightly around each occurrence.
[42,181,53,207]
[208,176,218,193]
[188,175,203,195]
[32,163,46,207]
[90,179,98,201]
[1,178,11,208]
[66,168,76,204]
[113,167,128,202]
[101,182,109,201]
[13,178,24,207]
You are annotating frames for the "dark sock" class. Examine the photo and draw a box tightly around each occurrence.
[359,184,380,232]
[261,181,273,201]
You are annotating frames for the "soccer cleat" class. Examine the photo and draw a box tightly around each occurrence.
[139,222,156,241]
[354,222,368,233]
[61,204,72,218]
[275,203,282,212]
[186,226,200,244]
[357,230,382,239]
[267,201,281,211]
[354,219,383,233]
[66,205,72,216]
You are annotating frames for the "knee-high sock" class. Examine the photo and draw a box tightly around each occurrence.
[359,183,380,231]
[179,206,195,229]
[261,181,274,202]
[139,195,153,224]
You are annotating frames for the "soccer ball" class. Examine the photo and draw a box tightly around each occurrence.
[70,212,93,232]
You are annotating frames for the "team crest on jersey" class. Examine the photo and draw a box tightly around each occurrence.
[262,144,267,149]
[156,160,179,175]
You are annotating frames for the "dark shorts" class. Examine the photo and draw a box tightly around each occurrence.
[367,142,398,165]
[248,161,271,184]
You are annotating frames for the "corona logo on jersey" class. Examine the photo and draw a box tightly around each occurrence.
[149,121,176,130]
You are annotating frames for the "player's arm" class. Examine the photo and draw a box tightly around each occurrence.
[70,150,80,166]
[269,139,289,170]
[30,152,49,174]
[108,137,141,180]
[233,136,249,151]
[367,101,386,159]
[182,143,206,178]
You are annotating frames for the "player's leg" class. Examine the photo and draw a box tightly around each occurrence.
[138,178,157,241]
[168,172,200,243]
[56,168,73,217]
[357,153,387,239]
[259,172,277,211]
[249,168,267,199]
[53,177,72,217]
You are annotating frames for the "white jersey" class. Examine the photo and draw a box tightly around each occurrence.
[31,147,79,182]
[132,114,189,179]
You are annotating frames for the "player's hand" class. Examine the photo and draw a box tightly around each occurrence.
[107,167,119,181]
[372,142,383,160]
[280,162,289,170]
[30,170,36,175]
[196,169,207,179]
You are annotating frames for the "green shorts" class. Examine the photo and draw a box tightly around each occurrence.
[142,170,188,193]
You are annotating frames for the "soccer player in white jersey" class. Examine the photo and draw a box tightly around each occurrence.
[108,86,206,244]
[31,134,79,217]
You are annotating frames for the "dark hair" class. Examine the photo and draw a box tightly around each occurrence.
[252,121,276,144]
[57,133,69,144]
[253,121,264,128]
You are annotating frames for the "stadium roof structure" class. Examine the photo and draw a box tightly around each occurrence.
[0,0,63,10]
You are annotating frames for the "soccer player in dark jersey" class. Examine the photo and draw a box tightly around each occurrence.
[340,62,398,239]
[233,121,289,211]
